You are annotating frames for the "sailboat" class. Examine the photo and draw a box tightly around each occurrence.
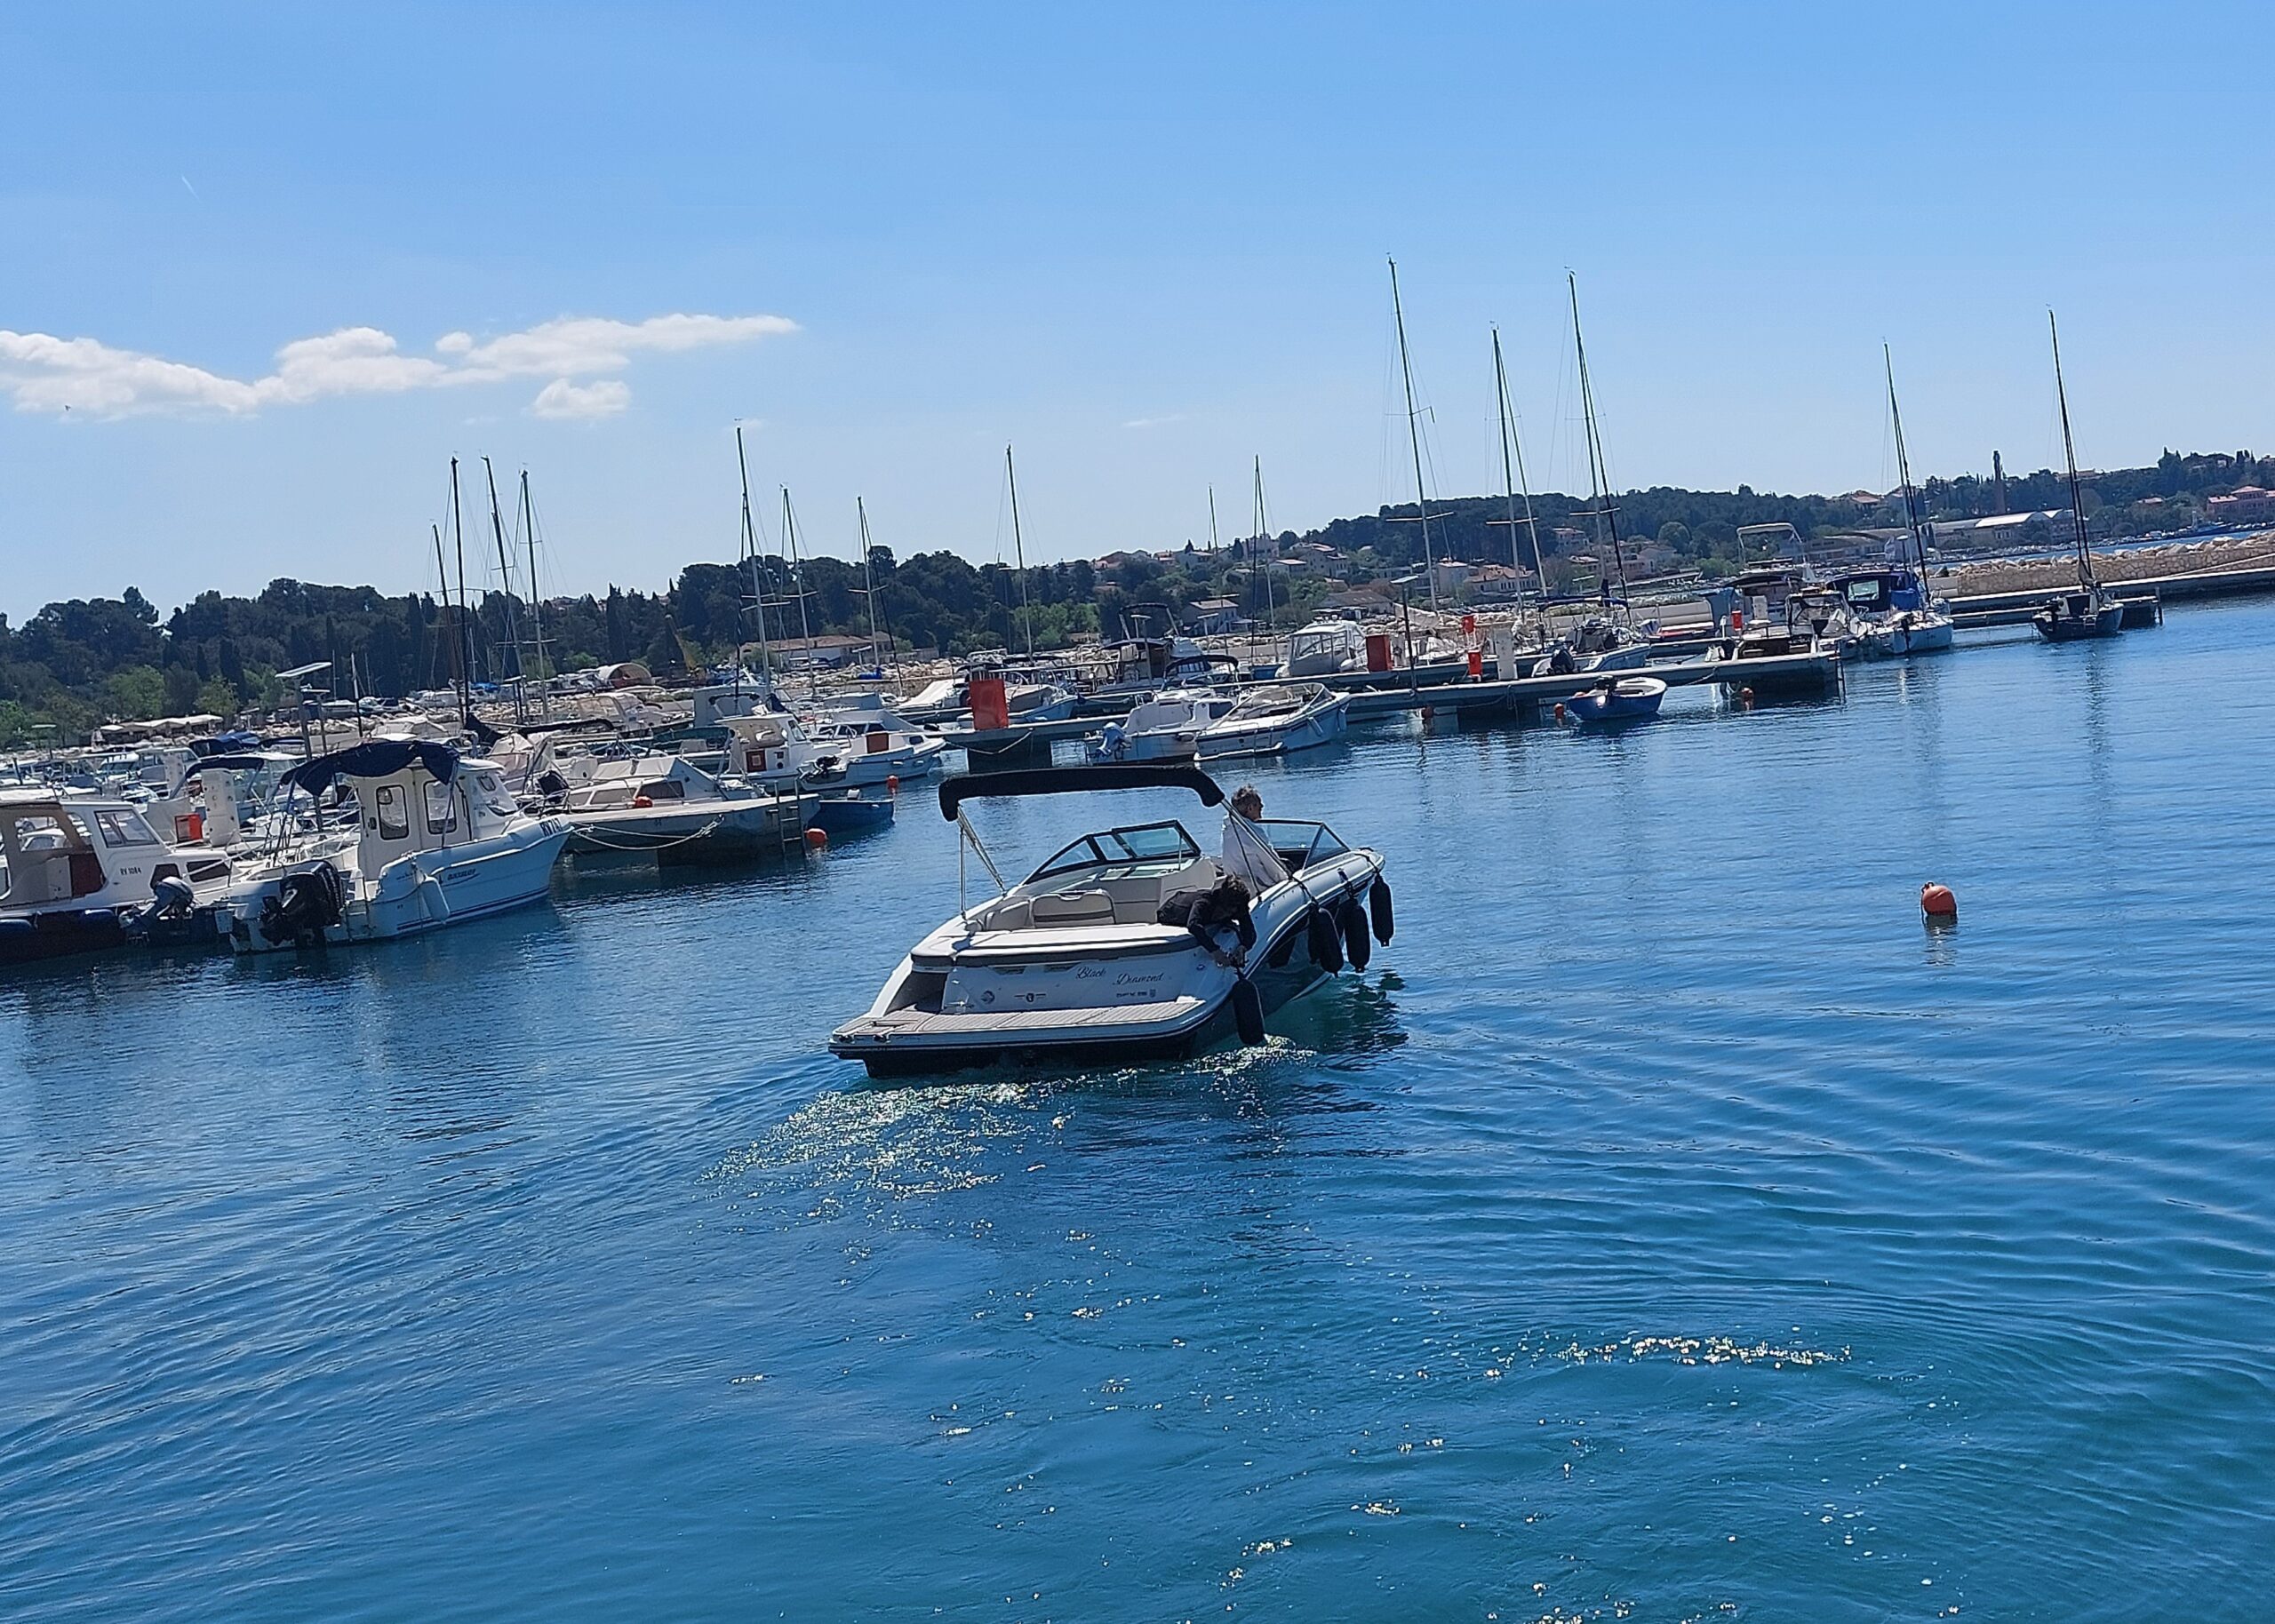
[1832,347,1956,658]
[2032,312,2127,642]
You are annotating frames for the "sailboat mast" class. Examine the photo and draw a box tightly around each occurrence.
[482,457,523,720]
[448,458,475,725]
[1569,272,1629,604]
[857,496,890,679]
[1208,485,1220,554]
[1492,324,1546,589]
[734,426,773,697]
[1388,258,1442,617]
[1005,444,1035,659]
[1884,346,1930,577]
[2049,310,2096,590]
[1252,455,1277,637]
[432,523,458,695]
[779,487,819,699]
[520,470,547,715]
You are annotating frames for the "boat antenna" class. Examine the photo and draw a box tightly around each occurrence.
[1569,271,1629,609]
[1389,257,1443,618]
[520,469,549,718]
[1884,345,1931,578]
[734,425,775,699]
[482,456,525,722]
[1005,444,1036,659]
[2049,309,2096,591]
[449,458,475,728]
[1490,323,1546,596]
[780,486,820,700]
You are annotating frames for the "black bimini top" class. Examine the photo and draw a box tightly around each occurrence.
[282,739,460,794]
[938,762,1225,821]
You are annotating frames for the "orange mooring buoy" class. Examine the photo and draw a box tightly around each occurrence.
[804,827,829,850]
[1920,882,1957,919]
[885,774,900,795]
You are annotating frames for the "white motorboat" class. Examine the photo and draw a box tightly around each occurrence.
[1196,683,1350,760]
[223,739,569,953]
[829,764,1389,1075]
[544,753,818,864]
[797,695,950,784]
[1084,689,1236,763]
[1,792,229,964]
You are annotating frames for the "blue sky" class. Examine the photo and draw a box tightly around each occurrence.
[3,2,2265,619]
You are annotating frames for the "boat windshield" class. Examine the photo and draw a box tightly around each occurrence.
[1251,818,1349,872]
[1029,818,1200,882]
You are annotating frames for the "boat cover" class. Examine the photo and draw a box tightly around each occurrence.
[938,763,1224,821]
[282,739,460,793]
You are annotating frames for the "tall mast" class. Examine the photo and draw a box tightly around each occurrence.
[1883,345,1930,577]
[734,426,773,697]
[1491,324,1545,592]
[482,456,523,720]
[519,470,548,716]
[2049,309,2096,591]
[1252,455,1278,637]
[432,523,458,694]
[1569,272,1629,606]
[1005,444,1035,658]
[449,458,475,727]
[857,496,894,681]
[1208,485,1220,554]
[779,486,819,699]
[1389,258,1442,617]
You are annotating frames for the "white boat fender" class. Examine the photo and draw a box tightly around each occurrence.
[1369,877,1394,944]
[1307,907,1344,973]
[1231,976,1266,1046]
[1338,895,1372,971]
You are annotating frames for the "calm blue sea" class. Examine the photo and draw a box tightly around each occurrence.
[5,601,2273,1622]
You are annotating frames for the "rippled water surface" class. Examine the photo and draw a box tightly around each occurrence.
[6,603,2274,1622]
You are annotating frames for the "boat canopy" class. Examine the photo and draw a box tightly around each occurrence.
[938,763,1225,821]
[282,738,459,794]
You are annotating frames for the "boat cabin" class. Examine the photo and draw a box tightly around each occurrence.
[555,754,723,812]
[0,794,188,915]
[1827,569,1928,617]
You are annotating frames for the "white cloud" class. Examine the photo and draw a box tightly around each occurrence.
[0,310,795,419]
[1122,413,1185,430]
[530,378,631,420]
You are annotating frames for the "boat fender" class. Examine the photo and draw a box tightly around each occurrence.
[1307,907,1344,974]
[1920,882,1958,920]
[1231,976,1266,1047]
[1337,894,1372,971]
[1369,876,1394,944]
[81,907,124,933]
[804,827,829,850]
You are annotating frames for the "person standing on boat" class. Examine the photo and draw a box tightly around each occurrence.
[1220,784,1287,893]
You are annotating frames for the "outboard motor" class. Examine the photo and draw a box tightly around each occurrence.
[259,864,347,947]
[129,872,204,948]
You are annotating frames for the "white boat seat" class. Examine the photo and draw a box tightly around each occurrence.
[1029,888,1114,926]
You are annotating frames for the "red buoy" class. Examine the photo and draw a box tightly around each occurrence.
[1553,702,1566,721]
[1920,882,1957,919]
[804,827,829,850]
[885,774,900,794]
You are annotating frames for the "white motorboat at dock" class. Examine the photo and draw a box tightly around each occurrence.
[830,763,1389,1076]
[542,753,818,864]
[223,740,569,953]
[1196,683,1351,760]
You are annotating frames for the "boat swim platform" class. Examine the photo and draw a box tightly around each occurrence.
[943,649,1840,760]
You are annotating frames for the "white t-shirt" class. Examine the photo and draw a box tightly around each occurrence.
[1220,813,1287,893]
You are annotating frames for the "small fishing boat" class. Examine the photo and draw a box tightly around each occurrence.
[222,739,569,952]
[547,753,817,864]
[0,792,229,964]
[810,789,898,837]
[829,764,1389,1075]
[1195,683,1349,760]
[1564,675,1667,724]
[2033,311,2127,645]
[1084,689,1236,763]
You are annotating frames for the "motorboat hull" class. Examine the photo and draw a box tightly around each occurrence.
[810,792,897,837]
[0,907,131,966]
[1565,678,1667,725]
[832,848,1384,1076]
[1196,697,1351,760]
[563,794,815,864]
[227,824,570,952]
